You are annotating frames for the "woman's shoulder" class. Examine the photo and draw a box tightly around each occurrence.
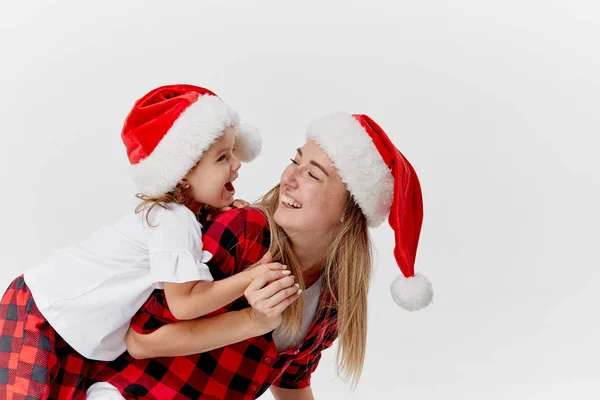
[206,207,269,232]
[202,207,270,252]
[202,207,271,276]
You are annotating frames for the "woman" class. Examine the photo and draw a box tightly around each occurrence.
[85,112,433,399]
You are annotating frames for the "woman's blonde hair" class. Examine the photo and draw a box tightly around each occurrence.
[255,184,371,387]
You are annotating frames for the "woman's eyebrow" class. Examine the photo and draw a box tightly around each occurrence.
[310,160,329,177]
[297,147,329,176]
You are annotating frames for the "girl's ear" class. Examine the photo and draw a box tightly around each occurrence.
[179,177,191,190]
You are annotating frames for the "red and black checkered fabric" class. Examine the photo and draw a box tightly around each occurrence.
[0,276,94,400]
[90,207,339,399]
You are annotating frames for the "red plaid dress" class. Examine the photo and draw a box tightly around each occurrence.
[0,276,94,400]
[90,208,339,399]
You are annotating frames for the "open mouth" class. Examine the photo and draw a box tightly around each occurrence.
[281,194,302,209]
[224,182,235,194]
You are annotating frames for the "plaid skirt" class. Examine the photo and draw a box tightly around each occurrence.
[0,275,94,400]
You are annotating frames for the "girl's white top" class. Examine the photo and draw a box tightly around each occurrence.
[24,203,213,361]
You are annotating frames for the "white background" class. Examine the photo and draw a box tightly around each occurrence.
[1,1,599,399]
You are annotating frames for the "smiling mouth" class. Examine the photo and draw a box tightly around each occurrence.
[281,194,302,209]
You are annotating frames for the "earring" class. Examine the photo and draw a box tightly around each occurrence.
[180,178,191,190]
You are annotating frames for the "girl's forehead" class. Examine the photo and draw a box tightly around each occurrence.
[209,128,235,150]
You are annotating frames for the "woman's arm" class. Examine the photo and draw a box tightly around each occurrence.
[127,307,263,359]
[127,269,300,359]
[270,386,315,400]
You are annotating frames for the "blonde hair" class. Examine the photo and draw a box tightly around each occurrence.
[134,184,192,225]
[255,184,371,387]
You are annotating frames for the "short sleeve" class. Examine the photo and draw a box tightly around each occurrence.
[272,323,338,389]
[146,203,214,288]
[272,351,323,389]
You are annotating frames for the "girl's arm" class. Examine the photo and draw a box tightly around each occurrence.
[162,257,287,321]
[128,207,291,358]
[151,204,288,321]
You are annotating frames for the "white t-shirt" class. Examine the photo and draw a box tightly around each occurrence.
[272,274,322,351]
[24,202,213,361]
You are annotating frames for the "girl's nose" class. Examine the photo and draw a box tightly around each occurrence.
[231,155,241,173]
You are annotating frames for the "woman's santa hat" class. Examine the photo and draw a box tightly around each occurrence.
[306,112,433,311]
[121,84,261,196]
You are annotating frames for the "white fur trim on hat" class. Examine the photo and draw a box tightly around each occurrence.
[131,95,258,196]
[234,123,262,162]
[306,112,394,227]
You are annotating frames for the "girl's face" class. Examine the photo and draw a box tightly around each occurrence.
[274,139,348,239]
[185,127,241,208]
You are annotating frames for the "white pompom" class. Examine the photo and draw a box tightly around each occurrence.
[390,273,433,311]
[234,123,262,162]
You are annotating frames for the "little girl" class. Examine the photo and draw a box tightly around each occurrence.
[0,84,290,399]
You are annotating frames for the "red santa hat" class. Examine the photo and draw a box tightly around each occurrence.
[306,112,433,311]
[121,84,261,196]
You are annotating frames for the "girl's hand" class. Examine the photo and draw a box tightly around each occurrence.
[243,251,289,281]
[246,262,289,281]
[221,199,251,211]
[231,199,251,209]
[204,199,250,222]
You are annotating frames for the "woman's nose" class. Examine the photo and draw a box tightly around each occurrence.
[283,169,299,188]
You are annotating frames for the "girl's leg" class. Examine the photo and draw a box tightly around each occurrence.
[0,276,92,400]
[0,276,58,399]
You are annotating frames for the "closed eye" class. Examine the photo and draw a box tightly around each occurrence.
[291,158,320,180]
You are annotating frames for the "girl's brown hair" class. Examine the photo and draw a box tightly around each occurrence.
[134,184,191,225]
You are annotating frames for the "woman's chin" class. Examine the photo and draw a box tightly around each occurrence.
[274,207,292,228]
[273,207,284,225]
[275,208,304,233]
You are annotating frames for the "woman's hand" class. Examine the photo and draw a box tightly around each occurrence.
[245,270,302,333]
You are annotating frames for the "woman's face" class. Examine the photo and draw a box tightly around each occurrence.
[274,139,348,239]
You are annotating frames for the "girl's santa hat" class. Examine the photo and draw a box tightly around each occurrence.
[306,112,433,311]
[122,84,261,196]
